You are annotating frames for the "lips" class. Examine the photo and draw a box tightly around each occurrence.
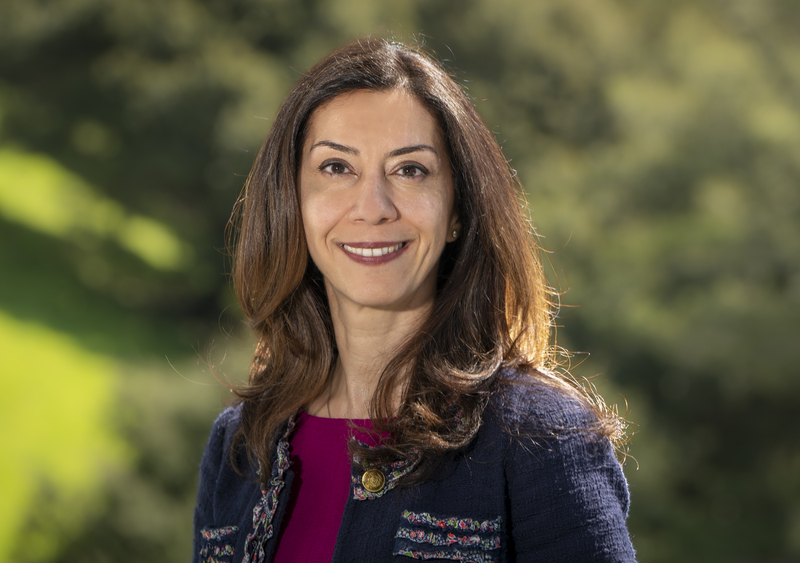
[338,241,409,264]
[341,242,404,257]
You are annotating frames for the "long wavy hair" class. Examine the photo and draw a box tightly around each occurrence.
[229,38,621,486]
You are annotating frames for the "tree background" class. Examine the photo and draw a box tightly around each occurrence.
[1,1,798,562]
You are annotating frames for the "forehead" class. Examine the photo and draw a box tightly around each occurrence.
[303,89,444,149]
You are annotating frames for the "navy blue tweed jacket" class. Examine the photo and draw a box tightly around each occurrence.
[193,378,636,562]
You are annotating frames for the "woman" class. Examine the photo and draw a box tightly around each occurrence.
[193,38,636,563]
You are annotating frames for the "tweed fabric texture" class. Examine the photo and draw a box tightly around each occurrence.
[192,376,637,562]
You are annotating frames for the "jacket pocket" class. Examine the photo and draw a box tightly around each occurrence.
[393,510,502,562]
[199,525,239,563]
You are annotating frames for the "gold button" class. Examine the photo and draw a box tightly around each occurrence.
[361,468,386,493]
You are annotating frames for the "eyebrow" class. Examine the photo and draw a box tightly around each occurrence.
[388,144,438,157]
[308,140,357,155]
[308,141,439,158]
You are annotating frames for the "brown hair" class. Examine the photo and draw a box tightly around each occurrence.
[230,37,621,485]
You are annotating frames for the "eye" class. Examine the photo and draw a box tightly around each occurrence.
[396,164,428,178]
[319,160,351,175]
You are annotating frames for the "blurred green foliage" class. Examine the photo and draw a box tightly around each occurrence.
[0,1,798,561]
[0,310,127,562]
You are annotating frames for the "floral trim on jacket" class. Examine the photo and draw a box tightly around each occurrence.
[201,525,239,540]
[394,546,498,562]
[241,415,297,563]
[395,527,501,550]
[393,510,502,562]
[198,526,238,563]
[401,510,502,533]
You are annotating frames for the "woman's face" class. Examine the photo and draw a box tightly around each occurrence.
[298,89,459,313]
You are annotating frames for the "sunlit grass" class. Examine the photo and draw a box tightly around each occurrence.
[0,310,130,562]
[0,147,192,271]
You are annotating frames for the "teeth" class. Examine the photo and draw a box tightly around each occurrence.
[342,243,403,257]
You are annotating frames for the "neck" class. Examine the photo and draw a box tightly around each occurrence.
[309,294,431,419]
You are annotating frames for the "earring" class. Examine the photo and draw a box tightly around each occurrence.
[451,230,459,240]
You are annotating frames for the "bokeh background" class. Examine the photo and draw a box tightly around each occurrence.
[1,1,798,561]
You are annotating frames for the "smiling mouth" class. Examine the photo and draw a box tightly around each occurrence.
[341,243,405,257]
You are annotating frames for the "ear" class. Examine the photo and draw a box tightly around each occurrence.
[446,214,462,242]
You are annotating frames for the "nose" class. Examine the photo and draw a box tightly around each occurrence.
[347,170,398,225]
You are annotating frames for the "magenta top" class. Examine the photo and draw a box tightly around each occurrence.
[272,412,375,563]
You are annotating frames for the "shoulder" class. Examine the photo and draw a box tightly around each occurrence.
[212,404,244,444]
[482,369,637,561]
[196,402,261,504]
[484,368,623,487]
[193,405,263,562]
[486,368,602,437]
[194,404,260,529]
[201,404,244,471]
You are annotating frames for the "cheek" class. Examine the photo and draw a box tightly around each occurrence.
[430,177,456,236]
[410,194,455,239]
[300,193,346,265]
[301,189,331,236]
